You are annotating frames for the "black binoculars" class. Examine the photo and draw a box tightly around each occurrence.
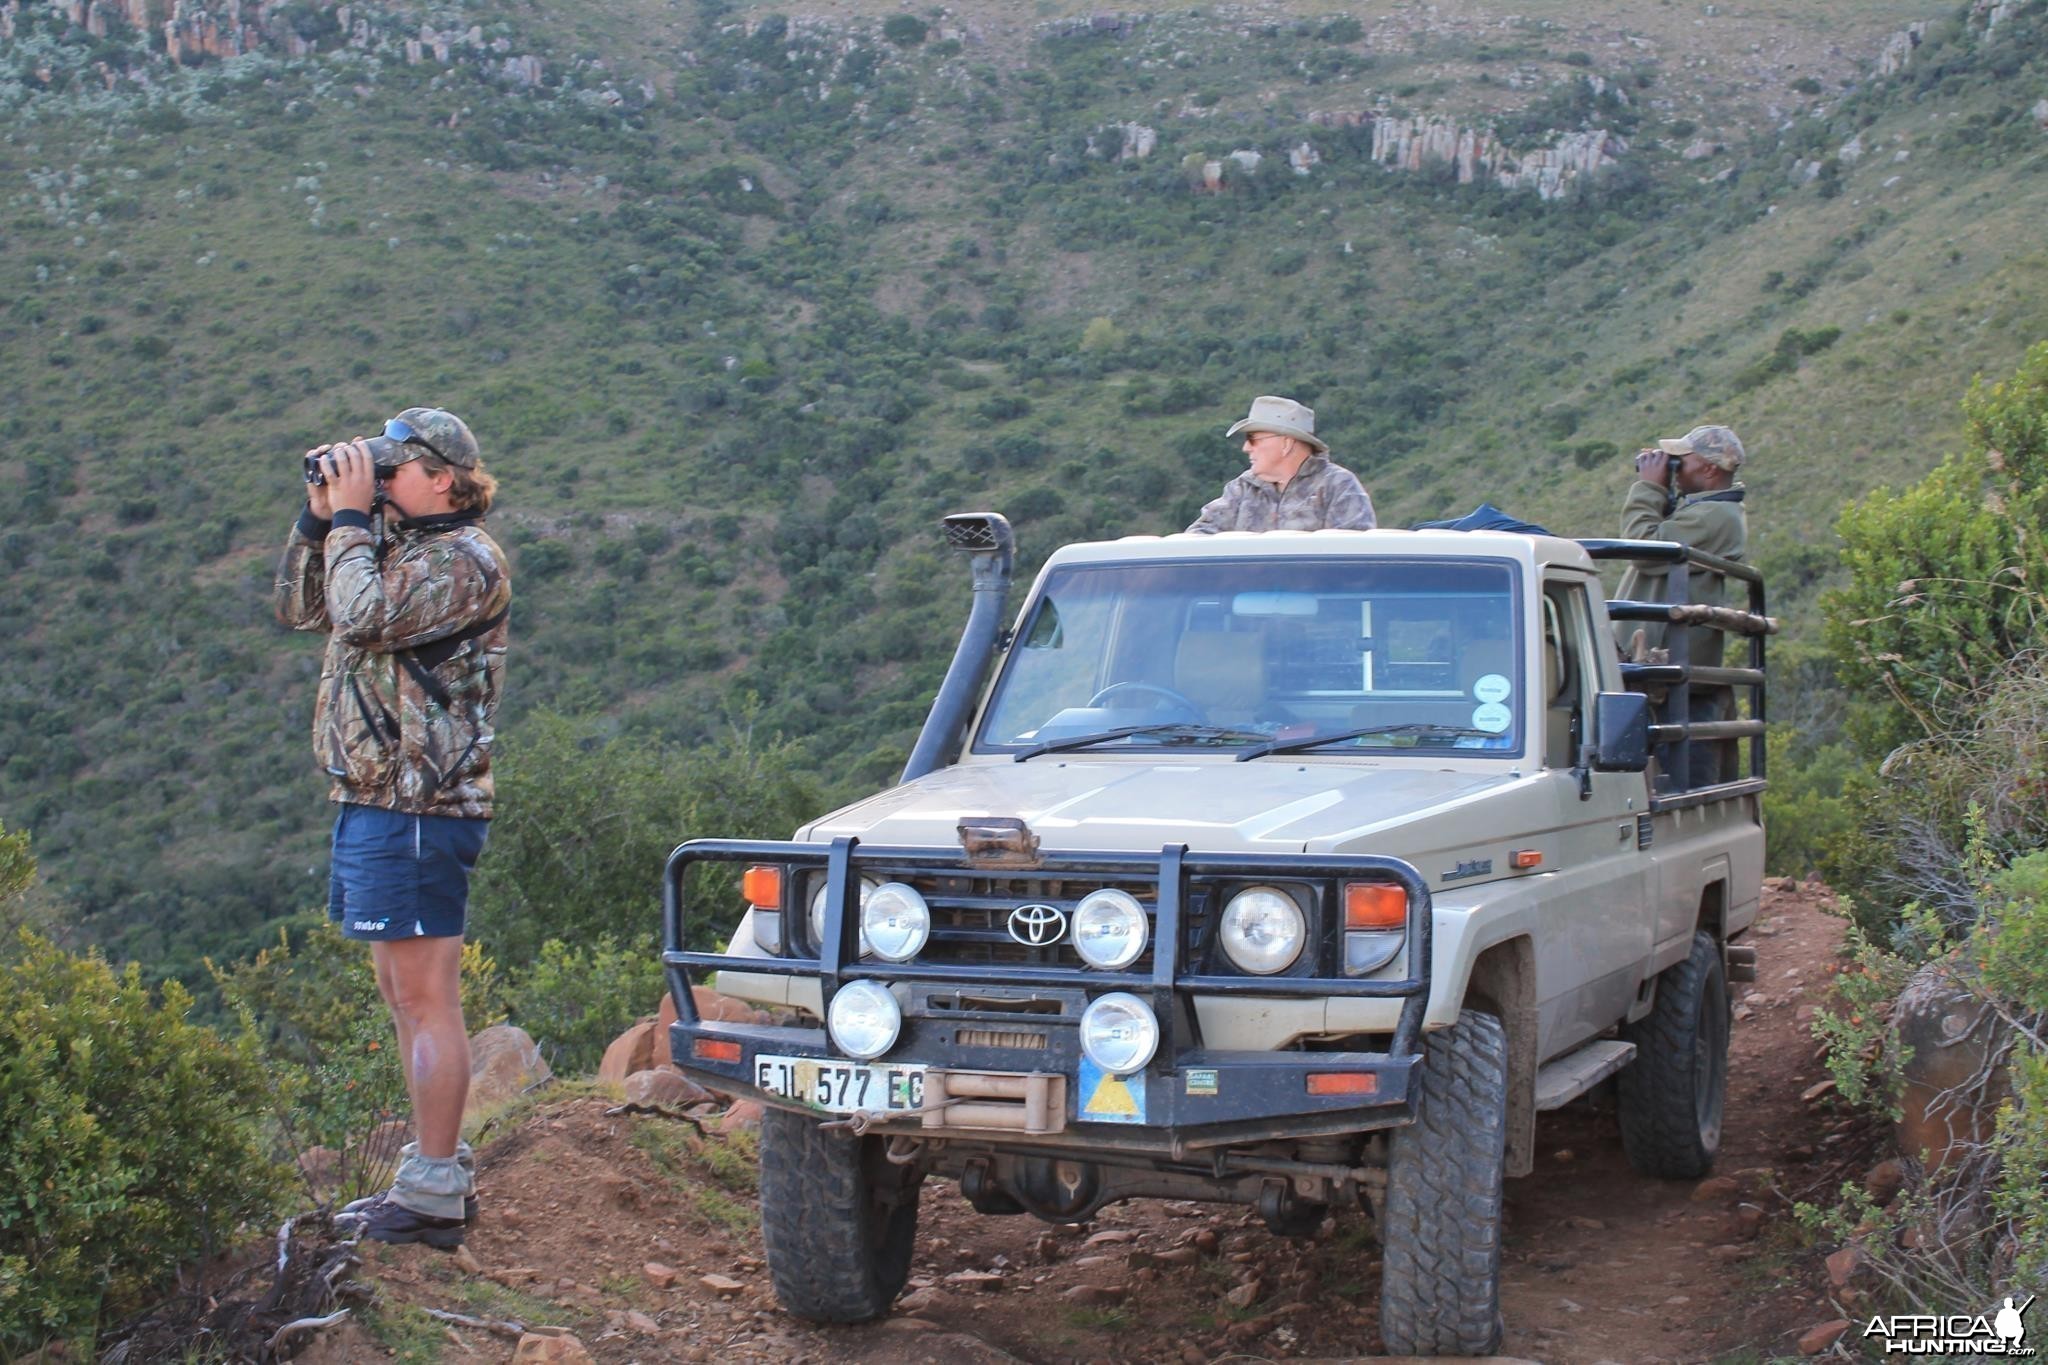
[303,436,406,486]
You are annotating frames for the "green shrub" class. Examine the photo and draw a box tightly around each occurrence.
[0,933,285,1351]
[1761,726,1860,879]
[882,14,927,47]
[467,709,821,964]
[1824,343,2048,759]
[507,936,667,1074]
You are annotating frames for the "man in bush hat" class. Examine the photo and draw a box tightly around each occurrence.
[1186,395,1377,534]
[276,406,510,1249]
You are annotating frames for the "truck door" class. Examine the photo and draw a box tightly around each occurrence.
[1535,575,1655,1054]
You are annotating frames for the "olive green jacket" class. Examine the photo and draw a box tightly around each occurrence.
[1614,480,1748,665]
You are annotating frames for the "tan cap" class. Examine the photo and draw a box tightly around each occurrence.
[1657,424,1745,471]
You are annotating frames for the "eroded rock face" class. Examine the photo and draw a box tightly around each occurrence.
[1894,961,2016,1172]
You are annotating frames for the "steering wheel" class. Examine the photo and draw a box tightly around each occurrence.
[1087,681,1204,722]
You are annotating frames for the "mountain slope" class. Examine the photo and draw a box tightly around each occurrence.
[1,0,2043,974]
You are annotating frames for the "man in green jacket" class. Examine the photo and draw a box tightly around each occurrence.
[1615,423,1748,664]
[1616,423,1748,784]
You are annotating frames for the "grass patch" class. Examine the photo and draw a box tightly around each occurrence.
[357,1302,446,1363]
[1063,1305,1131,1331]
[628,1118,761,1232]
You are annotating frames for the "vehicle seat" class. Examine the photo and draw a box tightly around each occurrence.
[1544,638,1575,764]
[1174,631,1267,725]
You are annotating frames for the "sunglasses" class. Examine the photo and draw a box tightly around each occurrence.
[382,416,446,462]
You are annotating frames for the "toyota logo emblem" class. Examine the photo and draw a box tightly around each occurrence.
[1007,904,1067,947]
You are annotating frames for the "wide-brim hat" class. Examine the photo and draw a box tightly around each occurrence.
[1225,394,1328,453]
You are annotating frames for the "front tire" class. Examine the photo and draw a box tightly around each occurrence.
[1379,1009,1508,1357]
[1617,930,1729,1180]
[758,1106,921,1322]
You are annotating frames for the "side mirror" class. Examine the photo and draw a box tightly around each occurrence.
[1590,691,1651,772]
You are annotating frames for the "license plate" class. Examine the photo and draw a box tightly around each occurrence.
[753,1054,927,1115]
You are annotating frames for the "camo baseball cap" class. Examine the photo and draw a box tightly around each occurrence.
[1657,423,1745,471]
[390,407,481,469]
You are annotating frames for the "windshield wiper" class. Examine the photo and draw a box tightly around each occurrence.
[1014,723,1270,762]
[1236,722,1504,761]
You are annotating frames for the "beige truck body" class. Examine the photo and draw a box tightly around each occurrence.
[716,529,1764,1163]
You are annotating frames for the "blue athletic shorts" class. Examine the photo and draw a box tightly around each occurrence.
[327,803,489,941]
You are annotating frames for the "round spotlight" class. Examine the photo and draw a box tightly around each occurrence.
[827,980,902,1061]
[1078,992,1160,1076]
[1219,886,1306,975]
[809,877,879,958]
[861,882,931,963]
[1072,889,1149,970]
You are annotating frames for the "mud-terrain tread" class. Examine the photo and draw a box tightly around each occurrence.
[758,1106,919,1322]
[1617,930,1728,1180]
[1379,1009,1508,1357]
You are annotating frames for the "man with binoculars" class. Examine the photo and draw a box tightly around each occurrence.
[275,407,510,1249]
[1615,421,1749,661]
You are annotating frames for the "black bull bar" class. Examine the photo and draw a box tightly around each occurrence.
[661,838,1433,1151]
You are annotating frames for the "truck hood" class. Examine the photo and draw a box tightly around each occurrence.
[799,759,1524,854]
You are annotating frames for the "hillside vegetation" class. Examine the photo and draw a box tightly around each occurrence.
[2,0,2045,980]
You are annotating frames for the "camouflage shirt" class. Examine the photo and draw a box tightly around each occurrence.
[276,507,511,819]
[1184,454,1377,534]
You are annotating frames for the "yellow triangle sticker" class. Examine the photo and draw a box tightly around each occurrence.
[1084,1073,1139,1117]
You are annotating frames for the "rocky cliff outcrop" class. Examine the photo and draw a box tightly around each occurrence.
[25,0,554,87]
[1298,109,1627,201]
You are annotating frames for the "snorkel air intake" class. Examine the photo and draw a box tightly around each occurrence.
[900,513,1015,782]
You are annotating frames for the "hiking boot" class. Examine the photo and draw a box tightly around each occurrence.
[358,1196,467,1250]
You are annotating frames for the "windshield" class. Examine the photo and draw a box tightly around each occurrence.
[977,556,1525,757]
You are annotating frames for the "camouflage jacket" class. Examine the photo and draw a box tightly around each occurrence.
[276,507,511,819]
[1184,454,1377,534]
[1614,480,1748,665]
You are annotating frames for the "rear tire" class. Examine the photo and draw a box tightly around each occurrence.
[758,1106,920,1322]
[1617,930,1728,1180]
[1379,1009,1508,1357]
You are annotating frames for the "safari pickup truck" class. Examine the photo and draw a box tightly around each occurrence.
[660,514,1770,1355]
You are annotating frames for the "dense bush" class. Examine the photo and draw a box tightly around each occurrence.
[466,709,823,964]
[1802,348,2048,1307]
[1818,343,2048,916]
[0,932,285,1351]
[507,936,668,1073]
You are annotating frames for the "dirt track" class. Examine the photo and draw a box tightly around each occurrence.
[317,882,1856,1364]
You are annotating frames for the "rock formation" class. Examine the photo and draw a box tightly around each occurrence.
[1352,112,1625,201]
[1877,22,1929,77]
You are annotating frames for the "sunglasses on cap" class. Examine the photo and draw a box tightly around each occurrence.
[354,417,447,475]
[381,416,446,462]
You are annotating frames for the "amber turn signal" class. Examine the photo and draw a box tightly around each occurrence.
[693,1038,743,1063]
[742,865,783,909]
[1343,882,1407,931]
[1509,849,1543,869]
[1306,1072,1378,1097]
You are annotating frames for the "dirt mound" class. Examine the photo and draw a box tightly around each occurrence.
[111,882,1860,1362]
